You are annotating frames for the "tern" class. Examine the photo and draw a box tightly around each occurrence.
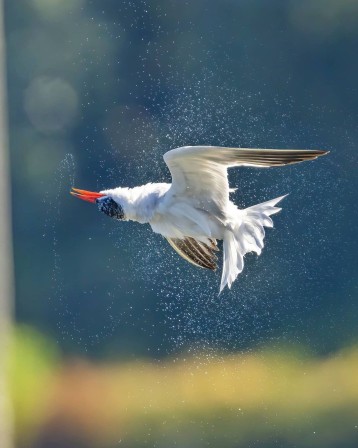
[71,146,327,292]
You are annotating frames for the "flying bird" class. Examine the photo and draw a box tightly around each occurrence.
[71,146,328,292]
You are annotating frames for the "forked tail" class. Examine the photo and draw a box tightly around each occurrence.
[220,195,287,292]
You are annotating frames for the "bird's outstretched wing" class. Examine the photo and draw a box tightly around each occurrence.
[163,146,327,214]
[166,237,218,271]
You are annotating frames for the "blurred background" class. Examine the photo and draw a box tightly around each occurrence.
[3,0,358,447]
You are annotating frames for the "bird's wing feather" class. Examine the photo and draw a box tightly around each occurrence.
[163,146,230,214]
[164,146,327,169]
[163,146,327,213]
[166,237,218,271]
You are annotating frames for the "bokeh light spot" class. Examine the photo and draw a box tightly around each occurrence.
[31,0,85,20]
[24,76,79,134]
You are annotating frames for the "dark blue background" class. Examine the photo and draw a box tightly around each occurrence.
[7,0,357,359]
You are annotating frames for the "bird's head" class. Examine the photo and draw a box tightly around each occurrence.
[70,188,126,221]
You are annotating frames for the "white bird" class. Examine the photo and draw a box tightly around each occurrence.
[71,146,328,292]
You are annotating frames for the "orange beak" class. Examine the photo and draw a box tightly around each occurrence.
[70,188,105,203]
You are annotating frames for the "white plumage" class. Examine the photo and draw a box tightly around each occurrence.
[73,146,328,292]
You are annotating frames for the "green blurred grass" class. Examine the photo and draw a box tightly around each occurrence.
[9,326,358,447]
[9,326,59,446]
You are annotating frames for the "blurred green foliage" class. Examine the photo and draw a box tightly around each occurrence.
[9,326,59,447]
[9,325,358,448]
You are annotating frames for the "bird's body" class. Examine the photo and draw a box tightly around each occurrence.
[72,146,328,292]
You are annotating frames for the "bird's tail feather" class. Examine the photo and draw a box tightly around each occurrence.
[220,195,287,293]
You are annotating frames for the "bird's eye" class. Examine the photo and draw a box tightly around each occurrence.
[96,197,125,220]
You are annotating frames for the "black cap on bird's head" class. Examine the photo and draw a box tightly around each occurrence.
[96,196,125,220]
[70,188,125,221]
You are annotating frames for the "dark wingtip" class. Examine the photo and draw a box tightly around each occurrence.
[316,149,329,156]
